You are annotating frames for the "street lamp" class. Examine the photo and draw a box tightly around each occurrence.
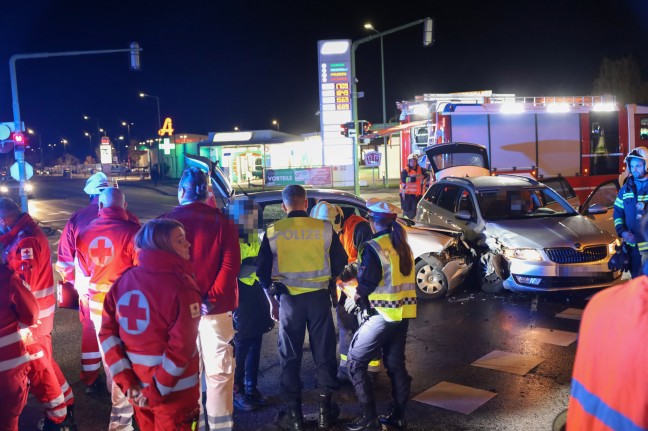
[139,92,161,131]
[272,119,280,131]
[61,138,68,155]
[351,18,433,196]
[121,121,133,164]
[84,131,93,159]
[364,23,389,187]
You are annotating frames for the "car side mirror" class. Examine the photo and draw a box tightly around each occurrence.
[455,210,472,221]
[586,204,607,215]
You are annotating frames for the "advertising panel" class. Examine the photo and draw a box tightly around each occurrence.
[265,167,332,187]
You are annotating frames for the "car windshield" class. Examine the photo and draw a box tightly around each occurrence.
[477,187,575,220]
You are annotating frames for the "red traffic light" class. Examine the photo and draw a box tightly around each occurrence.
[11,132,26,145]
[340,124,349,137]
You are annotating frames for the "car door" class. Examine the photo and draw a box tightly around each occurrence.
[580,179,619,236]
[541,177,580,211]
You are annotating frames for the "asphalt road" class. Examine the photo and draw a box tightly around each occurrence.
[17,176,590,431]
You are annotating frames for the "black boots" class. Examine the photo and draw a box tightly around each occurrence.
[379,405,407,430]
[318,392,340,428]
[276,404,305,431]
[346,403,381,431]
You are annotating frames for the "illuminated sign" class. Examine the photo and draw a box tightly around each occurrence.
[159,138,176,155]
[158,117,175,137]
[212,132,254,142]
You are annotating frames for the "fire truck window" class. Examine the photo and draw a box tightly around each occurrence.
[589,113,620,175]
[640,118,648,141]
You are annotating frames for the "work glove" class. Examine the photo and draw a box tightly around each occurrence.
[343,295,359,315]
[268,281,288,300]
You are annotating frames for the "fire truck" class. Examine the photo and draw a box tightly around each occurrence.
[368,91,648,201]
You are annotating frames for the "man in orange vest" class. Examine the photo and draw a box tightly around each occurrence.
[567,215,648,430]
[400,154,429,219]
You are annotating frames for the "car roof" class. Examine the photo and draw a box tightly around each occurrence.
[441,175,543,189]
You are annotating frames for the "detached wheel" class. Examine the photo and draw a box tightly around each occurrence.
[478,253,505,293]
[415,257,448,300]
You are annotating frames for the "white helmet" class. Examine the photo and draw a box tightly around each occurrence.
[625,147,648,171]
[310,201,343,233]
[407,153,419,161]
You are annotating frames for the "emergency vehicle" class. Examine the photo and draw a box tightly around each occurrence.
[366,91,648,201]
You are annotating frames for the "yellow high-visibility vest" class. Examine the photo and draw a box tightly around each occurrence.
[268,217,333,295]
[239,239,260,286]
[361,233,417,322]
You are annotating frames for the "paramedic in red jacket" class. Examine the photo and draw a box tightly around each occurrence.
[99,219,202,431]
[77,187,140,431]
[0,263,39,431]
[55,172,131,393]
[159,167,240,431]
[0,197,74,429]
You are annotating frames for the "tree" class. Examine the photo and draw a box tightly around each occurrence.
[593,55,648,104]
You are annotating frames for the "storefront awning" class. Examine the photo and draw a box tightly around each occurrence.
[199,129,306,147]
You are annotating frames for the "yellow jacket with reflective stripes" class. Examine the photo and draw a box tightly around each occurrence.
[239,239,260,286]
[361,233,417,322]
[267,217,333,295]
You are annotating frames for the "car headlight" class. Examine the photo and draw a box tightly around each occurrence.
[0,186,8,193]
[503,248,543,261]
[25,184,33,192]
[608,240,618,256]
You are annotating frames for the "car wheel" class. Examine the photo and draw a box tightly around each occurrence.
[414,257,448,300]
[478,253,504,293]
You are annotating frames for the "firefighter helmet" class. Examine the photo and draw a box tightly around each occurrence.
[624,147,648,171]
[407,153,419,161]
[310,201,343,233]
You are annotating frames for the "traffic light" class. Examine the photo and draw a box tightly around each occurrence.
[10,132,26,146]
[130,42,141,71]
[340,123,349,137]
[360,121,372,134]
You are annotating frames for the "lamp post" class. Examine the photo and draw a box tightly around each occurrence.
[351,18,433,196]
[84,131,93,160]
[272,119,280,131]
[121,121,133,160]
[27,129,43,166]
[139,92,161,131]
[61,138,68,156]
[364,23,389,187]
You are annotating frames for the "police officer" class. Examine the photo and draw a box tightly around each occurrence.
[614,147,648,278]
[257,185,348,431]
[345,199,417,431]
[400,154,429,219]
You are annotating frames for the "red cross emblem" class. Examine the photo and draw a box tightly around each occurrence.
[89,236,114,266]
[117,291,150,335]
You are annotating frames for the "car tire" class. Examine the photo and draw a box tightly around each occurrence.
[478,253,504,293]
[414,257,448,300]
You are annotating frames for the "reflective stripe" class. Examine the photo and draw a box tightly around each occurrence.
[0,353,30,372]
[39,304,55,319]
[571,378,647,431]
[43,393,65,409]
[29,350,45,361]
[155,373,199,396]
[56,260,74,269]
[33,286,55,299]
[101,336,122,354]
[81,351,102,360]
[82,362,102,371]
[162,354,186,377]
[208,413,234,429]
[109,358,132,376]
[127,352,162,367]
[60,381,70,393]
[0,331,21,348]
[369,359,381,367]
[47,406,67,418]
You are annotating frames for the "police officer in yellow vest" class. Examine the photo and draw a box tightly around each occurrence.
[345,199,417,431]
[257,185,348,431]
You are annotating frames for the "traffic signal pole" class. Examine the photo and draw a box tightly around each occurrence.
[350,18,433,196]
[9,43,142,213]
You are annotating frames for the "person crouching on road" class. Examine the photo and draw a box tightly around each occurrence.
[257,185,348,431]
[99,219,202,431]
[0,263,39,431]
[226,197,275,412]
[345,199,417,431]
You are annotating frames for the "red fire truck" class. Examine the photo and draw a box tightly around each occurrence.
[368,91,648,201]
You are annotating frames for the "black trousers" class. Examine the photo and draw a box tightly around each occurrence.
[278,289,339,405]
[401,194,421,219]
[234,333,263,393]
[348,314,411,407]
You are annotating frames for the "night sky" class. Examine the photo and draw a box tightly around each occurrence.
[1,0,647,161]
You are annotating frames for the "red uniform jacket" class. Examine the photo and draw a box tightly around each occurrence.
[56,197,139,283]
[0,213,55,338]
[76,206,140,316]
[567,275,648,430]
[0,265,39,373]
[159,202,240,314]
[99,249,202,405]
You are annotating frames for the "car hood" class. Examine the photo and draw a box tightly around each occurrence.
[485,215,615,248]
[405,226,456,255]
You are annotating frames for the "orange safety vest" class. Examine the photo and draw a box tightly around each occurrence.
[567,275,648,431]
[339,214,367,263]
[401,166,425,196]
